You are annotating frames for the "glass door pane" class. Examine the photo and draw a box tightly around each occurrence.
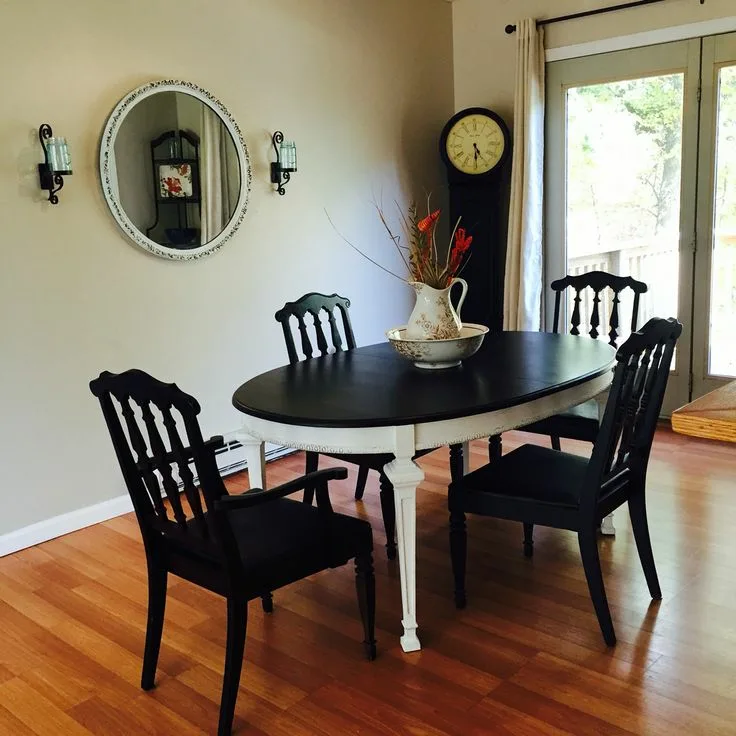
[693,32,736,399]
[707,64,736,377]
[546,40,700,412]
[565,74,683,347]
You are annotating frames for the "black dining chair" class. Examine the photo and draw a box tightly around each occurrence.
[275,293,369,497]
[520,271,648,450]
[448,317,682,646]
[90,369,376,736]
[275,291,462,560]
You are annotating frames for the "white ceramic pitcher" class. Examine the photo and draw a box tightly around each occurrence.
[406,277,468,340]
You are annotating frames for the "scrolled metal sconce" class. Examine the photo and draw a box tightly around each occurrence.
[270,131,297,195]
[38,124,72,204]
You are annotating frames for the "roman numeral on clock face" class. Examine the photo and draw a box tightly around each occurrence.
[445,113,506,175]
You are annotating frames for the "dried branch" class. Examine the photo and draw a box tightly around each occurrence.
[325,210,405,282]
[326,196,473,290]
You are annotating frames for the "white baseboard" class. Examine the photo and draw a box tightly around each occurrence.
[0,494,134,558]
[1,444,297,558]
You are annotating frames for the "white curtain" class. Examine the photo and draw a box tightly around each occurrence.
[200,106,232,245]
[503,18,545,331]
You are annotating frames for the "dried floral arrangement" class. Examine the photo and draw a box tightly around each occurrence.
[329,197,473,290]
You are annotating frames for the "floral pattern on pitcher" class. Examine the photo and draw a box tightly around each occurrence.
[406,278,468,340]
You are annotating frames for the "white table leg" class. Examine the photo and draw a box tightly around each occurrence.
[595,391,616,536]
[600,515,616,535]
[239,432,266,489]
[384,427,424,653]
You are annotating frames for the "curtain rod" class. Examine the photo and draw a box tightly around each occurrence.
[504,0,704,35]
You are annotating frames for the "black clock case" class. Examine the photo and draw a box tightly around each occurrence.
[439,108,512,334]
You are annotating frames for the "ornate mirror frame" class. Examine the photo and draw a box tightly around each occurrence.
[99,80,251,261]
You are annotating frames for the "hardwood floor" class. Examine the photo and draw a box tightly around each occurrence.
[1,427,736,734]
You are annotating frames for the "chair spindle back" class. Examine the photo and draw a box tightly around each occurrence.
[582,317,682,515]
[275,292,356,363]
[90,369,230,558]
[551,271,648,348]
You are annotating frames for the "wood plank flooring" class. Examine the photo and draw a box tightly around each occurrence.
[1,428,736,734]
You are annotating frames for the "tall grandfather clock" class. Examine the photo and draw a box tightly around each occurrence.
[439,107,512,333]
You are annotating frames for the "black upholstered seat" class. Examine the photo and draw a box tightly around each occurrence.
[459,445,588,512]
[188,498,373,594]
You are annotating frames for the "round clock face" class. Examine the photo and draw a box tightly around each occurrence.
[445,113,506,175]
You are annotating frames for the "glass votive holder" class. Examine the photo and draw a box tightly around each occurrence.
[47,137,72,173]
[59,138,72,172]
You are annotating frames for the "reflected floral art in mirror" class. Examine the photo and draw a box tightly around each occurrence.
[100,80,251,260]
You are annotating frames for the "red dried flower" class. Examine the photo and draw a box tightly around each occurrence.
[417,209,441,233]
[454,227,473,253]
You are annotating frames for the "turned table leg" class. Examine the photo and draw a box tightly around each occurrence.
[239,432,266,490]
[384,427,424,652]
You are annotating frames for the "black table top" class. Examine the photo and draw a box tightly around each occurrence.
[232,332,615,429]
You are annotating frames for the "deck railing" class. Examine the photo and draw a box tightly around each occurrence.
[566,241,678,341]
[567,232,736,374]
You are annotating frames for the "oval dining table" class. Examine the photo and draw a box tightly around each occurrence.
[232,331,616,652]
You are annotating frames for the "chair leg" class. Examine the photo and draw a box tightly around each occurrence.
[578,530,616,646]
[379,472,397,560]
[141,561,167,691]
[260,592,274,613]
[489,435,502,461]
[449,506,468,609]
[551,435,561,451]
[523,523,534,558]
[304,451,319,504]
[449,444,464,484]
[355,553,377,660]
[354,465,370,501]
[628,491,662,600]
[218,596,247,736]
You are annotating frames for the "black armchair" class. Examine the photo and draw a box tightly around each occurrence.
[90,369,376,736]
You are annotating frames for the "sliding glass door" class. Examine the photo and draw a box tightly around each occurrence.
[546,40,699,412]
[692,33,736,397]
[546,33,736,412]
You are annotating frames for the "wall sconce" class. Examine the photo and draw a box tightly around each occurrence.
[38,124,72,204]
[270,131,297,195]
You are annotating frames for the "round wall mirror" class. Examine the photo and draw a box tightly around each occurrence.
[100,80,251,260]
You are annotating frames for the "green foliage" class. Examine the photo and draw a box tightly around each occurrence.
[568,67,736,241]
[572,74,683,237]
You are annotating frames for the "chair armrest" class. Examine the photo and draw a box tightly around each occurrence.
[136,435,225,473]
[215,467,348,513]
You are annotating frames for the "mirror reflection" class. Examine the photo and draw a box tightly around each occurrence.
[113,91,240,249]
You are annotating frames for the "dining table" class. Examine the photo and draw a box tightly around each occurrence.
[232,331,616,652]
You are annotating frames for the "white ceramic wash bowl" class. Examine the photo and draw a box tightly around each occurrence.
[386,323,489,369]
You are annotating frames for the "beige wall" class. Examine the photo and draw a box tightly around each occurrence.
[0,0,453,535]
[453,0,736,123]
